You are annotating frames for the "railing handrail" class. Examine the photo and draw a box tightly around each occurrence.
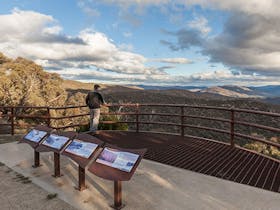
[1,104,280,150]
[3,103,279,117]
[48,104,280,117]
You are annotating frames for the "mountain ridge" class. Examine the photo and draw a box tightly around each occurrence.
[136,84,280,99]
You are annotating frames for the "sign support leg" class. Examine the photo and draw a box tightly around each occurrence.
[112,181,125,209]
[32,151,41,168]
[76,165,86,191]
[52,152,62,177]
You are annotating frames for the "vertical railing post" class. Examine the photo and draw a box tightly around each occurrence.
[11,107,15,136]
[181,106,184,137]
[47,107,51,127]
[136,104,139,132]
[230,108,235,147]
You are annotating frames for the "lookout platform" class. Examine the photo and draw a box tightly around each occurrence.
[95,131,280,194]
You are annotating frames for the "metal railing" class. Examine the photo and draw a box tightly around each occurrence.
[0,104,280,149]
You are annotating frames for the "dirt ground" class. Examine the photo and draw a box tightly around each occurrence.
[0,162,77,210]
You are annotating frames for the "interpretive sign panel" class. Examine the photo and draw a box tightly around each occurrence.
[96,147,139,173]
[24,129,48,143]
[88,145,147,209]
[42,134,69,150]
[64,139,98,159]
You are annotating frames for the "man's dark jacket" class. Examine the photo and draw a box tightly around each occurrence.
[86,91,104,109]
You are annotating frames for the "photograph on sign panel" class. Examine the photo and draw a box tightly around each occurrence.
[65,139,98,158]
[96,147,139,172]
[24,129,47,143]
[42,134,69,150]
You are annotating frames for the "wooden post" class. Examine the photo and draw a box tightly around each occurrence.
[47,107,51,127]
[77,165,86,191]
[32,151,41,168]
[53,153,62,177]
[112,181,124,209]
[230,108,235,147]
[136,104,139,132]
[11,107,15,136]
[181,106,184,137]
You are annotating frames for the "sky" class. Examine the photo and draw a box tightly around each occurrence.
[0,0,280,87]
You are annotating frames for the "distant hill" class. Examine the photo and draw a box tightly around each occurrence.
[199,86,262,98]
[137,85,280,100]
[250,85,280,97]
[137,85,206,92]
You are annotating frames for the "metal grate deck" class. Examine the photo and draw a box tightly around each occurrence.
[96,131,280,193]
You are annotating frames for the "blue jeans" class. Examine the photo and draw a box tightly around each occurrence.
[90,109,100,132]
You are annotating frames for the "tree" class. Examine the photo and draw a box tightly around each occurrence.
[0,53,67,107]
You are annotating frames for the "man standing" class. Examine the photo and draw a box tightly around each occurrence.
[86,84,105,132]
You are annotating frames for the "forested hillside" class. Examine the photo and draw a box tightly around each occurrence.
[0,53,67,107]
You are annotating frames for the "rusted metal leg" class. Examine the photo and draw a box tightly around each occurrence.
[111,181,125,209]
[32,151,41,168]
[52,152,62,177]
[76,165,86,191]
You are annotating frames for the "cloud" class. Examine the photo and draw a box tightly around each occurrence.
[161,29,203,51]
[49,66,277,86]
[161,12,280,76]
[151,57,193,64]
[118,43,134,51]
[77,0,100,17]
[201,12,280,76]
[187,16,211,35]
[187,0,279,18]
[0,9,162,76]
[96,0,280,18]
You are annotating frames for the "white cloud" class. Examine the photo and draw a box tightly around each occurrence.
[0,9,159,75]
[187,16,211,35]
[151,57,193,64]
[43,26,63,35]
[201,13,280,75]
[50,67,277,86]
[0,8,54,42]
[118,43,134,51]
[186,0,279,18]
[77,0,100,17]
[159,4,280,77]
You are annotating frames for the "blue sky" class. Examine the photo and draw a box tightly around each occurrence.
[0,0,280,86]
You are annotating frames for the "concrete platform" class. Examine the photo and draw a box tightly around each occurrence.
[0,142,279,210]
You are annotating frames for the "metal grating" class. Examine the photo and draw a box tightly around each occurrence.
[96,131,280,193]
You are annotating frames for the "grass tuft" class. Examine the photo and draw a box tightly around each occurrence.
[22,179,32,184]
[47,193,57,200]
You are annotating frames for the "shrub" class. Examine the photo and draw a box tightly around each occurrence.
[77,114,128,132]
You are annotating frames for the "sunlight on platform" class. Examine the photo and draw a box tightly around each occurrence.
[0,142,279,210]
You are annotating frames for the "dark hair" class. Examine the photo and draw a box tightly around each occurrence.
[94,84,100,90]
